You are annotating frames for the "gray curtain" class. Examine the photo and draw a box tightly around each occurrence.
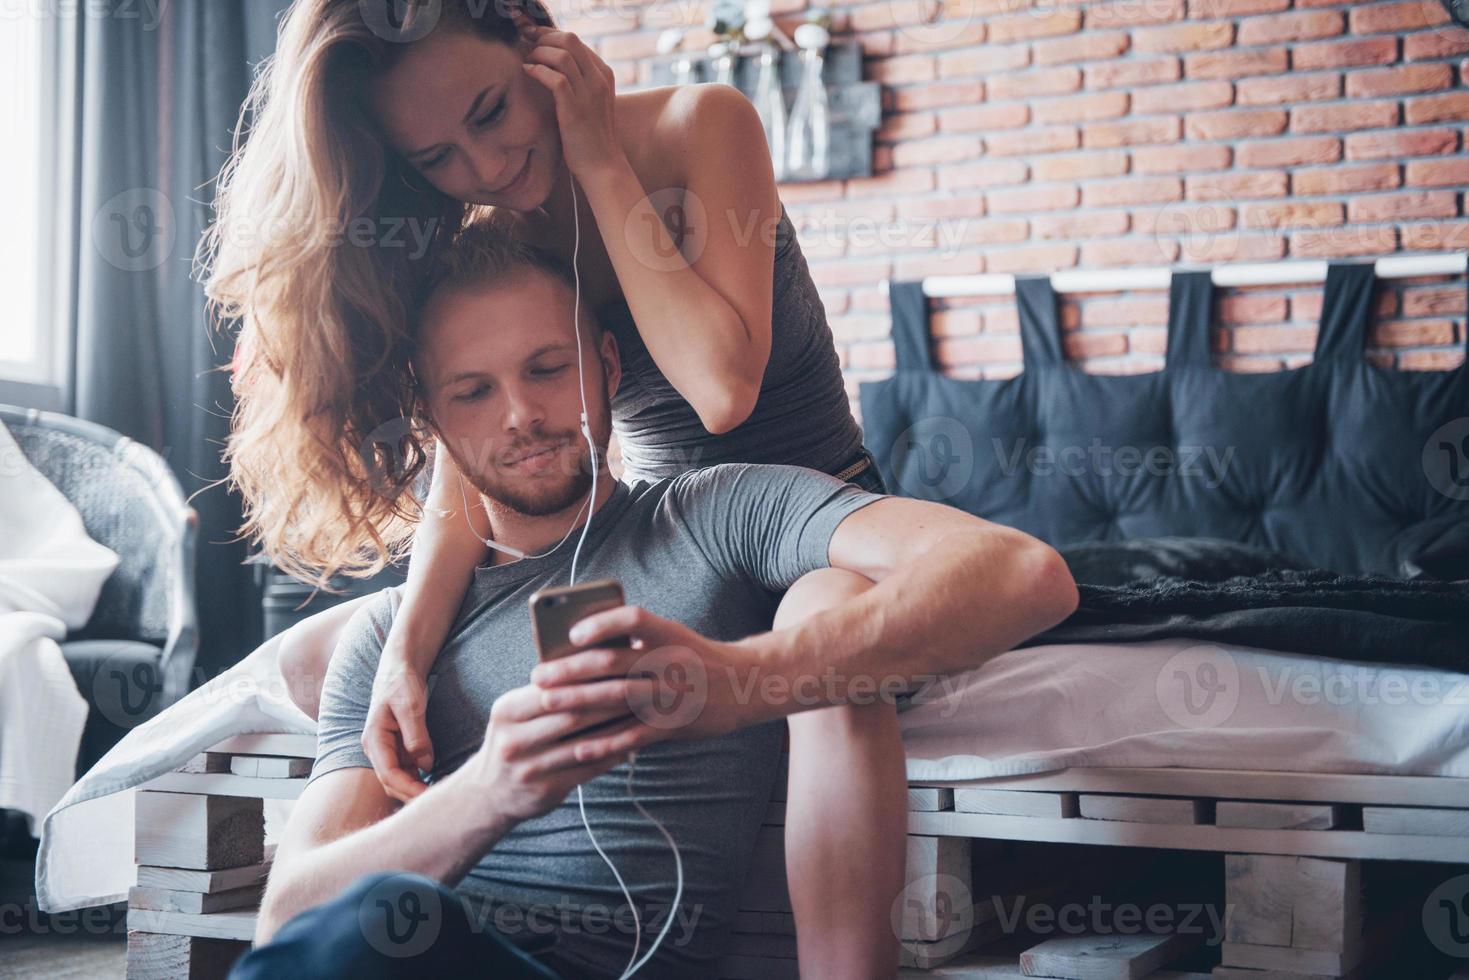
[58,0,294,679]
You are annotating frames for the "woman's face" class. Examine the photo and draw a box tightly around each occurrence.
[367,28,561,209]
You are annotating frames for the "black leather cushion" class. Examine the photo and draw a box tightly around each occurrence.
[860,262,1469,577]
[61,639,165,775]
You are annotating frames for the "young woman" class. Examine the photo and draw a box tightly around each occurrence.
[205,2,905,975]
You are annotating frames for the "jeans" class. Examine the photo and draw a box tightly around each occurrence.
[230,872,568,980]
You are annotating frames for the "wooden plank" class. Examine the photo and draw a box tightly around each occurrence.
[129,884,263,915]
[1362,806,1469,837]
[1019,931,1201,979]
[1224,855,1360,954]
[1292,858,1360,954]
[900,917,1005,970]
[955,789,1078,819]
[1222,890,1410,980]
[135,792,263,871]
[918,769,1469,808]
[906,811,1469,864]
[910,787,955,812]
[136,845,275,895]
[176,753,232,775]
[126,931,249,980]
[142,771,307,801]
[902,955,1219,979]
[1212,967,1366,980]
[209,733,316,758]
[1216,802,1344,831]
[126,908,258,942]
[229,756,312,779]
[1079,795,1211,825]
[898,952,1028,977]
[1221,941,1356,975]
[1224,854,1294,947]
[904,834,974,941]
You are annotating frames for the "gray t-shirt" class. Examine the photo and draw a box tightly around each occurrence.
[313,463,884,978]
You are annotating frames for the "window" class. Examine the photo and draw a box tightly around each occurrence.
[0,11,52,401]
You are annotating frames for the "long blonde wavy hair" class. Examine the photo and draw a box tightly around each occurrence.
[200,0,554,586]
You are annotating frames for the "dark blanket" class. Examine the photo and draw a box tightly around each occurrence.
[1025,569,1469,673]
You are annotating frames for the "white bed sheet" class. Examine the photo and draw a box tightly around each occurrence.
[37,634,1469,913]
[899,637,1469,782]
[37,631,312,913]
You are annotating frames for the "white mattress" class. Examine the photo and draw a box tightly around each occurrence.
[898,637,1469,782]
[38,635,1469,913]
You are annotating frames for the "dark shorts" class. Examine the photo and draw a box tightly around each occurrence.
[830,445,889,495]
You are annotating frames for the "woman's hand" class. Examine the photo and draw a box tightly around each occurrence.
[513,14,624,183]
[361,656,436,803]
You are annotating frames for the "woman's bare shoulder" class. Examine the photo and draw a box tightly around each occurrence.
[617,84,757,187]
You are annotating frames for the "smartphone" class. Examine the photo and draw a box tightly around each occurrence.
[528,579,630,662]
[529,579,634,744]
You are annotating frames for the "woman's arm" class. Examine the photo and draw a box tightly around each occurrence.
[522,28,777,434]
[362,447,489,798]
[383,446,489,666]
[576,86,777,434]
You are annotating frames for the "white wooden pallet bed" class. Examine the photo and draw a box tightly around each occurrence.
[123,733,1469,979]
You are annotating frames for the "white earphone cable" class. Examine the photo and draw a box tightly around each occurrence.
[456,166,681,980]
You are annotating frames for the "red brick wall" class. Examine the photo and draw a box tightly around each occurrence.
[581,0,1469,416]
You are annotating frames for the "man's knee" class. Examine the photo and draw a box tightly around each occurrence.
[776,569,915,720]
[773,567,876,630]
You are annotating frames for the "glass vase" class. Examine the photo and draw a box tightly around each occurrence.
[710,45,738,88]
[753,46,787,181]
[786,46,829,181]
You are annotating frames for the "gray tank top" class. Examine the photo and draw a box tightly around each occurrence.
[598,201,864,481]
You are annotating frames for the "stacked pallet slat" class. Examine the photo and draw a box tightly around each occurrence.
[1215,853,1416,980]
[127,733,315,980]
[129,743,1465,978]
[721,774,1469,979]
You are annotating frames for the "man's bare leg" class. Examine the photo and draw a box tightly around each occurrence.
[775,567,908,980]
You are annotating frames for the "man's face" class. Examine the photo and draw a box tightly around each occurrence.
[416,269,618,517]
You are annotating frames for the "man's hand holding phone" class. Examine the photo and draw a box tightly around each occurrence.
[528,597,773,742]
[468,678,664,825]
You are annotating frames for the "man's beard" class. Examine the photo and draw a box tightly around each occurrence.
[442,357,615,521]
[468,434,599,517]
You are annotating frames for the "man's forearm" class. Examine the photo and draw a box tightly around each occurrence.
[257,771,512,943]
[740,529,1078,715]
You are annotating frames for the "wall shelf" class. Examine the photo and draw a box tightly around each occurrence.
[648,40,881,182]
